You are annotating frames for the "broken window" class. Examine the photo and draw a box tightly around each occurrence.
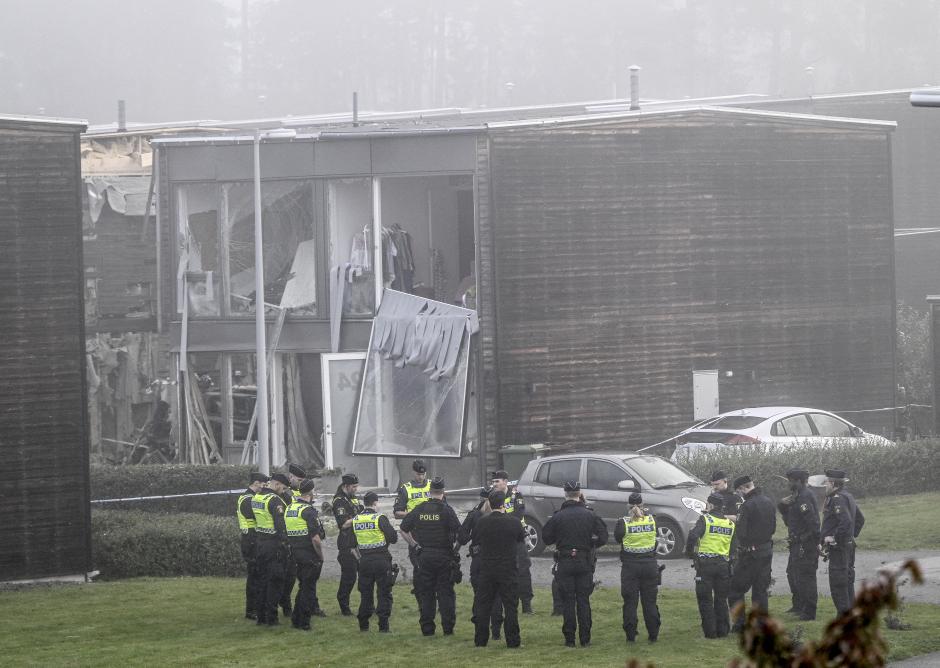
[328,178,375,317]
[176,184,221,316]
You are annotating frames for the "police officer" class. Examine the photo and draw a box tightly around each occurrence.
[281,465,307,616]
[285,478,325,631]
[542,480,609,648]
[778,468,820,620]
[491,470,534,614]
[458,486,504,641]
[287,463,307,501]
[401,476,462,636]
[615,492,662,643]
[251,473,289,625]
[728,475,776,631]
[820,468,865,615]
[709,470,743,521]
[236,471,268,620]
[471,490,525,648]
[332,472,364,616]
[686,492,735,638]
[352,491,398,632]
[394,459,432,599]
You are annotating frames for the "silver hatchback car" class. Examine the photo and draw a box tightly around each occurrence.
[515,452,710,558]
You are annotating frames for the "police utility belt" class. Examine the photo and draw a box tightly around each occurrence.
[554,547,589,560]
[740,540,773,553]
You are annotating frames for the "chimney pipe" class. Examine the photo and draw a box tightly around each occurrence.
[629,65,641,110]
[353,91,359,127]
[805,66,815,98]
[118,99,127,132]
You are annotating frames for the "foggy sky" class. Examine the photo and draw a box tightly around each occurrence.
[2,0,939,125]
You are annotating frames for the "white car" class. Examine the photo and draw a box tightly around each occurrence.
[670,406,893,461]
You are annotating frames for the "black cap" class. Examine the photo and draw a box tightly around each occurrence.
[288,463,307,478]
[824,469,848,481]
[250,472,269,483]
[732,475,752,490]
[710,470,728,483]
[412,459,427,473]
[707,493,725,508]
[363,491,379,505]
[487,490,505,508]
[478,486,491,498]
[492,470,510,480]
[430,476,446,490]
[299,479,315,495]
[563,480,580,492]
[270,473,290,486]
[785,468,809,481]
[628,492,643,505]
[341,473,359,485]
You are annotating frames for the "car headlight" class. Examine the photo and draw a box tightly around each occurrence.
[682,497,706,513]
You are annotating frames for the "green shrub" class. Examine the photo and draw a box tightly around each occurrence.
[92,509,244,579]
[679,438,940,501]
[90,464,254,515]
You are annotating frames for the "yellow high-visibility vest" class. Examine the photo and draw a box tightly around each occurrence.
[697,514,734,557]
[621,514,657,553]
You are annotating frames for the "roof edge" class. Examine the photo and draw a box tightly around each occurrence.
[0,113,87,130]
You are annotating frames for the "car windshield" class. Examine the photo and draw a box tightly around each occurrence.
[704,415,765,430]
[625,456,702,489]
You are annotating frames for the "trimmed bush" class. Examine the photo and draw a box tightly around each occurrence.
[91,464,254,516]
[92,509,244,579]
[680,438,940,501]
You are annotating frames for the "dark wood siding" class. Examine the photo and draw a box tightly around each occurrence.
[0,119,90,579]
[488,112,895,450]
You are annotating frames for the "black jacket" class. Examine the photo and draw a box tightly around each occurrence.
[474,511,526,564]
[543,500,609,554]
[332,486,364,550]
[778,485,820,544]
[400,498,460,550]
[736,487,776,549]
[821,489,865,546]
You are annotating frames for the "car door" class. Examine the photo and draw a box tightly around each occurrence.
[768,412,819,448]
[583,458,638,536]
[525,457,584,524]
[807,412,854,444]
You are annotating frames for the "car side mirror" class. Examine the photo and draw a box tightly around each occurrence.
[617,480,635,490]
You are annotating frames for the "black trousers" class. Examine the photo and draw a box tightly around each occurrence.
[357,553,394,629]
[694,558,731,638]
[556,556,594,645]
[473,564,520,647]
[620,557,661,641]
[240,534,262,616]
[787,542,818,617]
[291,548,322,627]
[337,547,358,610]
[255,538,286,623]
[281,548,296,610]
[729,548,773,627]
[415,549,456,635]
[828,544,856,615]
[516,542,533,605]
[408,544,421,596]
[470,556,503,636]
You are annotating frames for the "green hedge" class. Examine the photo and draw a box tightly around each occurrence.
[91,464,254,516]
[680,438,940,501]
[92,509,244,579]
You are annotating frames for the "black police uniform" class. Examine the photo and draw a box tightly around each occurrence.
[287,499,326,630]
[542,496,609,646]
[252,486,288,625]
[332,485,364,614]
[728,485,776,629]
[279,487,298,616]
[505,488,535,613]
[237,488,263,619]
[778,483,820,619]
[686,508,733,638]
[458,492,505,640]
[471,507,526,647]
[401,494,461,635]
[353,507,399,631]
[821,484,865,615]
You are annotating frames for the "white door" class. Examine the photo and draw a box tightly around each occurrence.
[692,370,720,420]
[320,352,380,487]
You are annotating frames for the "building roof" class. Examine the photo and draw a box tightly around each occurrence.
[0,113,86,131]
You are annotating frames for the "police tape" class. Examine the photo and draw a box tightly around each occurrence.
[89,484,500,505]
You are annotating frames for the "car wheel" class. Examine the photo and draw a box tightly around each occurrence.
[522,516,545,556]
[654,518,685,559]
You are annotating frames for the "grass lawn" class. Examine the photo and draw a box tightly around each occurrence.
[2,578,938,667]
[772,490,940,552]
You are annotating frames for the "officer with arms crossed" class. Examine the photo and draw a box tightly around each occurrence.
[285,478,325,630]
[778,467,820,620]
[542,480,609,648]
[401,476,462,636]
[686,492,735,638]
[394,459,432,599]
[251,473,289,625]
[615,491,662,643]
[491,470,535,614]
[472,490,526,648]
[820,468,865,615]
[236,472,268,620]
[352,491,398,632]
[728,475,776,631]
[332,472,364,616]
